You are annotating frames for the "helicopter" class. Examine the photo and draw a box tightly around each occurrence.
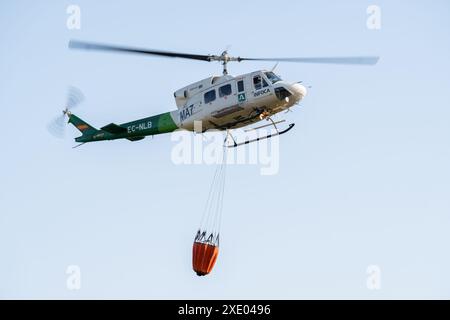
[49,40,379,147]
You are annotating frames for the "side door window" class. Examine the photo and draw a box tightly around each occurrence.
[253,75,262,90]
[219,84,232,98]
[237,80,245,92]
[253,75,268,90]
[204,89,216,104]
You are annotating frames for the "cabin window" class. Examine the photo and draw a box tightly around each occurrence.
[237,80,244,92]
[265,71,282,84]
[253,75,262,90]
[253,75,268,90]
[204,89,216,104]
[219,84,232,97]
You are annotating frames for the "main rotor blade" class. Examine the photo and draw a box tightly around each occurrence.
[69,40,213,62]
[240,56,379,65]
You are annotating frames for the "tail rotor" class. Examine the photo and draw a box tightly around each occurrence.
[47,86,84,138]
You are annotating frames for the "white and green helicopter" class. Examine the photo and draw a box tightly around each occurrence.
[48,40,378,147]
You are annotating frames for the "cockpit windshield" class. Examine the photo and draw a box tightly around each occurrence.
[264,72,282,84]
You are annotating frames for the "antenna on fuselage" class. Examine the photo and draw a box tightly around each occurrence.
[271,62,279,72]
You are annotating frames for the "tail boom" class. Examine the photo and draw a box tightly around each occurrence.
[70,111,179,143]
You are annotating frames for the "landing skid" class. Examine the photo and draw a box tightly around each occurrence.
[225,123,295,148]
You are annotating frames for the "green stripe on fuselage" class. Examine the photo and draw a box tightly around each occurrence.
[75,111,178,143]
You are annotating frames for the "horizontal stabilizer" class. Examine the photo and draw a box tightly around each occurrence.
[101,123,127,134]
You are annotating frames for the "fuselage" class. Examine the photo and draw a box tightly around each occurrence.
[171,70,307,132]
[73,70,307,143]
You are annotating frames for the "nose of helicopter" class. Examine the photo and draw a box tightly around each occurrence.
[290,83,308,101]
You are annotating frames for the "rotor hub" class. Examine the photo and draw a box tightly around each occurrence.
[63,108,72,117]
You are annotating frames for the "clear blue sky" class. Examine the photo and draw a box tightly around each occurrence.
[1,0,449,299]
